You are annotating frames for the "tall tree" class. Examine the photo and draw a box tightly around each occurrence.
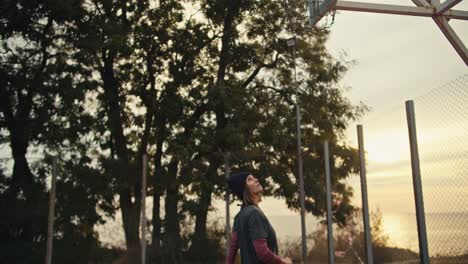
[0,0,105,262]
[72,1,215,262]
[185,2,368,262]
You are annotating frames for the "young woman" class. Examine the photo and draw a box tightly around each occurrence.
[226,172,293,264]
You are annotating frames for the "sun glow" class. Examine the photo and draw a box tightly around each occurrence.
[381,214,402,239]
[365,132,409,164]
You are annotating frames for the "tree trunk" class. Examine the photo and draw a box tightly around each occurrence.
[188,0,241,258]
[1,76,47,248]
[10,127,37,241]
[191,159,219,255]
[193,186,213,242]
[163,158,181,263]
[151,118,165,262]
[10,134,33,195]
[151,188,161,260]
[1,76,34,197]
[100,49,140,251]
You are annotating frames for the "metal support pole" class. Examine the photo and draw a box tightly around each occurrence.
[225,155,231,258]
[289,36,307,264]
[357,125,374,264]
[141,154,148,264]
[296,103,307,264]
[45,157,58,264]
[405,100,430,264]
[324,141,335,264]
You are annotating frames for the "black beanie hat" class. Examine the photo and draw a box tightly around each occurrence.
[227,172,251,199]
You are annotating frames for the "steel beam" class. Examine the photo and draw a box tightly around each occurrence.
[448,9,468,20]
[437,0,463,14]
[336,1,468,20]
[333,0,467,65]
[411,0,432,8]
[433,16,468,66]
[336,1,434,17]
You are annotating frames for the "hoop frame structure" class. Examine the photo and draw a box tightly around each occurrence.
[307,0,468,66]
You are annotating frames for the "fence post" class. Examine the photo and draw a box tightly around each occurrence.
[357,125,374,264]
[405,100,430,264]
[225,154,231,257]
[141,154,147,264]
[324,141,335,264]
[45,156,58,264]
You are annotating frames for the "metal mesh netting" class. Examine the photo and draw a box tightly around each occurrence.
[361,100,419,262]
[344,74,468,263]
[414,74,468,259]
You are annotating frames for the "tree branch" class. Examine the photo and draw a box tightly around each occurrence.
[242,52,280,89]
[253,84,295,105]
[0,70,14,131]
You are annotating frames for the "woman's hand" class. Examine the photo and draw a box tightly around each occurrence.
[282,257,293,264]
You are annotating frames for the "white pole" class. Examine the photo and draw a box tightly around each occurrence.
[45,156,58,264]
[141,154,147,264]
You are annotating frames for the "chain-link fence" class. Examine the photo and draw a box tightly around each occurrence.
[209,75,468,264]
[361,102,420,263]
[337,74,468,263]
[414,74,468,261]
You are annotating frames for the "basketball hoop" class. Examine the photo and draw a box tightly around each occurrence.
[307,0,338,28]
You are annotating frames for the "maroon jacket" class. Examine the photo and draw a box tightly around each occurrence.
[226,231,284,264]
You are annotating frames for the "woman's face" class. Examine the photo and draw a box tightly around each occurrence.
[245,174,263,195]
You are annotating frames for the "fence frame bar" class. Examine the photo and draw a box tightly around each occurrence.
[405,100,430,264]
[357,125,374,264]
[324,141,335,264]
[141,154,148,264]
[45,156,58,264]
[225,155,232,258]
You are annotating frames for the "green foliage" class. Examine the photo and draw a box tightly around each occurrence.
[183,220,227,263]
[1,0,367,262]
